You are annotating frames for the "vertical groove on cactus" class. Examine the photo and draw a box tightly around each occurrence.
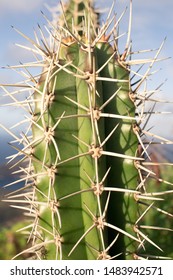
[1,0,173,260]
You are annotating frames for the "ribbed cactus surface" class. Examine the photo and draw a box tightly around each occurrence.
[1,0,173,260]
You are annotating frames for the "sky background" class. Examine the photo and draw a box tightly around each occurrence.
[0,0,173,159]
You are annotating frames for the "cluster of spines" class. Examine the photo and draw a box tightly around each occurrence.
[1,0,173,260]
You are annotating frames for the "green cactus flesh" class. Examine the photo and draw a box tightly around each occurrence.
[1,0,173,260]
[96,40,139,258]
[26,16,140,259]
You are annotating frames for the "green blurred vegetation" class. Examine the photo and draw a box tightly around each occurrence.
[0,220,32,260]
[137,165,173,259]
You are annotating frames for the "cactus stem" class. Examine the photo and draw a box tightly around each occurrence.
[69,193,110,256]
[69,188,141,257]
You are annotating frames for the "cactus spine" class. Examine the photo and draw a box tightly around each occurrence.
[1,0,173,260]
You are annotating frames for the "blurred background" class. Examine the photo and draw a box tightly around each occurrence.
[0,0,173,259]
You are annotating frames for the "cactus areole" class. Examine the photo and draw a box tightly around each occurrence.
[1,0,173,260]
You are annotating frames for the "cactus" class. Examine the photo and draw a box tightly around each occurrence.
[1,0,173,260]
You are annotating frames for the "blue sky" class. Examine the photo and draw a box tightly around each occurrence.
[0,0,173,141]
